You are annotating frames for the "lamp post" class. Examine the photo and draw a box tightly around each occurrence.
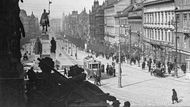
[137,31,140,67]
[174,7,178,78]
[129,26,132,60]
[118,19,122,88]
[170,7,179,77]
[168,7,179,78]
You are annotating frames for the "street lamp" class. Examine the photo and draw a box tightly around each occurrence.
[118,20,122,88]
[137,31,141,67]
[174,7,178,78]
[170,7,179,77]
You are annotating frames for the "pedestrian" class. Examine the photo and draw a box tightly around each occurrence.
[112,100,120,107]
[151,62,156,76]
[172,89,179,104]
[106,64,109,75]
[142,61,145,70]
[148,58,152,72]
[64,67,67,76]
[123,101,130,107]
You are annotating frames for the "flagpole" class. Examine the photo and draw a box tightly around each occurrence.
[48,0,50,12]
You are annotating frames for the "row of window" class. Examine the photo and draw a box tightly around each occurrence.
[176,0,190,5]
[176,13,190,24]
[144,28,174,43]
[144,11,175,25]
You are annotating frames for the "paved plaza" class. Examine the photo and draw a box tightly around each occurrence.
[54,39,190,106]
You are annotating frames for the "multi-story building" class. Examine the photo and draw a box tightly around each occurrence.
[50,18,61,34]
[61,12,65,32]
[20,9,40,37]
[78,8,89,40]
[20,9,40,46]
[104,0,118,44]
[126,1,143,56]
[89,0,104,41]
[143,0,176,62]
[175,0,190,65]
[114,0,132,45]
[62,9,89,49]
[104,0,134,45]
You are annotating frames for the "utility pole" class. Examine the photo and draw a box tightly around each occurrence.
[174,7,178,77]
[129,26,132,59]
[137,31,140,67]
[118,19,122,88]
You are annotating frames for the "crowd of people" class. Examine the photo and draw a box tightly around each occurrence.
[141,57,187,77]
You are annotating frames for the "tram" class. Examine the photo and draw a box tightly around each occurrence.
[83,56,101,78]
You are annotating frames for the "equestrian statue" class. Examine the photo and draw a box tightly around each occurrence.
[40,9,50,33]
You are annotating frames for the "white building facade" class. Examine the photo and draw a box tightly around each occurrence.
[104,0,131,44]
[143,0,176,62]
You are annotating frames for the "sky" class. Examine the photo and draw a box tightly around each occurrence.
[19,0,104,19]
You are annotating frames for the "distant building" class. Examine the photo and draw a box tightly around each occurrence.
[104,0,132,44]
[62,10,89,49]
[61,12,65,32]
[175,0,190,64]
[89,0,104,41]
[20,9,40,37]
[78,8,89,40]
[115,0,143,57]
[104,0,119,44]
[50,18,61,34]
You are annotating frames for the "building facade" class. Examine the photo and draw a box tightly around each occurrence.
[20,9,40,37]
[20,9,40,46]
[127,1,143,56]
[78,8,89,40]
[175,0,190,64]
[114,0,132,44]
[62,10,89,49]
[50,18,61,34]
[143,0,176,62]
[104,0,118,44]
[89,0,104,41]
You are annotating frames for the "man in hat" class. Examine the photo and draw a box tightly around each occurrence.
[112,100,120,107]
[172,89,179,104]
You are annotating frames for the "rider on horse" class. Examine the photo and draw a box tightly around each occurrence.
[40,9,50,32]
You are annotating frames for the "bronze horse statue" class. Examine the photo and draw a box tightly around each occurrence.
[40,9,50,33]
